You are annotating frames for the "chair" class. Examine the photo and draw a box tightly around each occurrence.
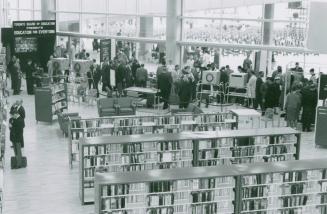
[97,98,118,117]
[114,97,136,116]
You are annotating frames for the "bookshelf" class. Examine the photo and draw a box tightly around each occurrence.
[79,128,300,204]
[0,99,6,214]
[34,83,68,123]
[95,159,327,214]
[68,113,237,168]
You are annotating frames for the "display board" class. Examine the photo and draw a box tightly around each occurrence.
[315,106,327,147]
[100,39,111,63]
[319,73,327,100]
[12,20,56,69]
[13,20,56,37]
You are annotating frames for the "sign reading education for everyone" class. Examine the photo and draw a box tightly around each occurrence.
[13,20,56,37]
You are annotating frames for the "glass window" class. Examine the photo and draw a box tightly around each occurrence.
[82,0,106,13]
[58,13,80,32]
[108,0,137,14]
[182,18,262,45]
[108,15,137,37]
[34,11,41,20]
[19,0,32,10]
[57,0,80,12]
[8,10,18,25]
[138,0,166,15]
[81,14,107,34]
[19,11,33,20]
[34,0,41,10]
[8,0,18,9]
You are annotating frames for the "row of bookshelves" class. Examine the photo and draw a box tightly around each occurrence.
[35,83,68,123]
[0,90,6,214]
[68,112,237,168]
[94,159,327,214]
[79,128,300,204]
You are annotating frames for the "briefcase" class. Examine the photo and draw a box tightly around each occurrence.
[11,156,27,169]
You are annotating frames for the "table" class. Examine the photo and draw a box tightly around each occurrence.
[230,108,261,128]
[124,87,160,110]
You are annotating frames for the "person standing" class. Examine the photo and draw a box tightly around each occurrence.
[247,70,257,108]
[309,68,317,84]
[116,63,126,97]
[9,109,25,168]
[301,82,318,132]
[157,65,173,109]
[93,60,102,98]
[13,59,22,95]
[101,57,111,92]
[25,59,35,95]
[178,66,194,109]
[285,85,302,128]
[243,52,252,72]
[87,63,94,90]
[156,61,167,78]
[135,64,148,87]
[255,71,264,112]
[47,55,54,80]
[7,55,17,90]
[14,99,25,148]
[272,66,282,80]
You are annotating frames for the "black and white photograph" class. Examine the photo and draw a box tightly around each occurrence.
[0,0,327,213]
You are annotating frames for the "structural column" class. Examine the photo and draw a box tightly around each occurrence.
[138,16,153,61]
[260,4,275,76]
[41,0,56,20]
[166,0,181,65]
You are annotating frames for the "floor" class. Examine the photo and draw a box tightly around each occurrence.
[2,86,327,214]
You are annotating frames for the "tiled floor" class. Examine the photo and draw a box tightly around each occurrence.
[2,89,327,214]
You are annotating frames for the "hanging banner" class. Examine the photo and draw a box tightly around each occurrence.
[100,39,111,62]
[13,20,56,37]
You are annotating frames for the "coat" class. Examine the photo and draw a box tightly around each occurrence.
[247,75,257,99]
[255,77,264,99]
[135,68,148,82]
[285,92,302,121]
[10,116,25,143]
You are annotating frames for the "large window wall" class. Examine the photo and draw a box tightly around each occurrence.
[2,0,319,73]
[4,0,41,24]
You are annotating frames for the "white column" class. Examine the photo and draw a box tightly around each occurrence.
[260,4,274,76]
[166,0,182,65]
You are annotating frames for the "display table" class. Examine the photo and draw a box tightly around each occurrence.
[124,87,160,109]
[230,108,261,128]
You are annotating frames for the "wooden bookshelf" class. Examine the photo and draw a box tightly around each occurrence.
[0,99,6,213]
[34,83,68,123]
[68,112,237,168]
[79,127,300,205]
[95,159,327,214]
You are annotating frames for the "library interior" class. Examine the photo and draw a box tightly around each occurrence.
[1,0,327,213]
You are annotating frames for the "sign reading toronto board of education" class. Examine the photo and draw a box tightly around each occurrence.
[13,20,56,37]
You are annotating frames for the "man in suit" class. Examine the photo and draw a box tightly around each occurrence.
[9,109,25,168]
[157,64,172,109]
[10,100,25,147]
